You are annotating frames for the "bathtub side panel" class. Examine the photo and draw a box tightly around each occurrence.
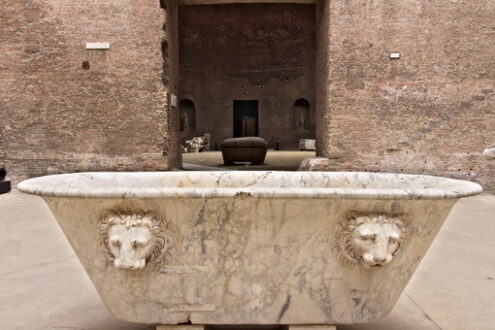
[43,196,457,325]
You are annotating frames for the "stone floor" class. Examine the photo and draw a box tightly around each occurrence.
[0,190,494,330]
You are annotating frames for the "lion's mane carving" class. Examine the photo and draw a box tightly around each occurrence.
[334,213,407,268]
[98,212,172,270]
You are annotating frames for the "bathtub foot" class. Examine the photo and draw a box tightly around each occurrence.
[156,326,204,330]
[289,326,336,330]
[156,326,336,330]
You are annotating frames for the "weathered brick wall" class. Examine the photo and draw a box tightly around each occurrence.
[0,0,179,185]
[323,0,495,189]
[178,4,316,150]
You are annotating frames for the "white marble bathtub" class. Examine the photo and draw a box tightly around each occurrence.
[18,171,482,326]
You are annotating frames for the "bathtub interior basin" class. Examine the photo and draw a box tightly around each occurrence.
[18,171,482,325]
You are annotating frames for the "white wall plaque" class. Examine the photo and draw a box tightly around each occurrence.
[390,52,400,59]
[86,42,110,50]
[170,94,177,107]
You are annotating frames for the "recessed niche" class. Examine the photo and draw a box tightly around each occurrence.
[179,99,196,131]
[294,98,310,130]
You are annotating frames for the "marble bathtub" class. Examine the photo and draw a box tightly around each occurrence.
[18,171,482,326]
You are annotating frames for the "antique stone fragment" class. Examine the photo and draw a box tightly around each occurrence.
[298,157,330,171]
[184,136,208,153]
[221,137,268,165]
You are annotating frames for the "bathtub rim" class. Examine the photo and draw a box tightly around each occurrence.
[17,171,483,200]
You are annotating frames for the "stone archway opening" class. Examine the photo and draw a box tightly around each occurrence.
[164,0,330,169]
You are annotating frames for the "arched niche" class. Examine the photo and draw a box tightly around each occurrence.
[179,99,196,131]
[294,98,310,130]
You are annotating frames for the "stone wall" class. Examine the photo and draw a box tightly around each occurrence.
[178,4,316,150]
[0,0,180,185]
[323,0,495,189]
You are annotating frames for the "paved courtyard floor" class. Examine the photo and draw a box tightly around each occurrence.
[0,189,494,330]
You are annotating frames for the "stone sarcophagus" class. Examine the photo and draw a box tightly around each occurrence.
[221,137,268,165]
[18,171,481,326]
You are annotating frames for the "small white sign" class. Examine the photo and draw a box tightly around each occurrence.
[170,94,177,107]
[86,42,110,50]
[390,52,401,59]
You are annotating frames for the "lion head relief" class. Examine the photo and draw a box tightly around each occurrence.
[98,213,168,270]
[334,213,407,268]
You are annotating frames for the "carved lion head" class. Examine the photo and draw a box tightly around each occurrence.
[335,214,407,267]
[99,213,166,270]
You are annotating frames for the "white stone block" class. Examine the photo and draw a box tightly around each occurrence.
[85,42,110,50]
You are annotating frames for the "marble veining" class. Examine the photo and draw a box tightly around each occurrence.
[17,171,482,325]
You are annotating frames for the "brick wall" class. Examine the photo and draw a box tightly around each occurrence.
[322,0,495,189]
[0,0,179,185]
